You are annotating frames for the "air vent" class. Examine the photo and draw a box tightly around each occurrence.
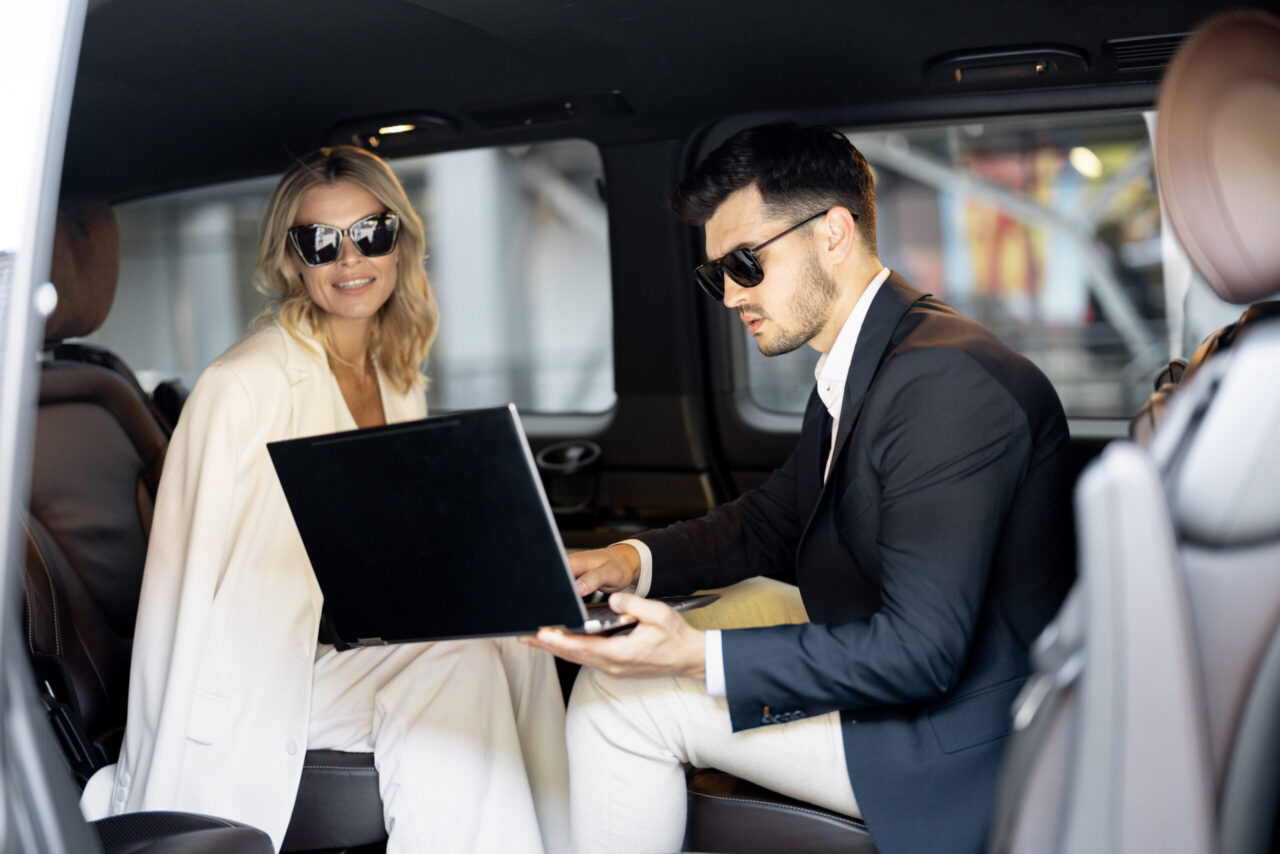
[1105,34,1187,72]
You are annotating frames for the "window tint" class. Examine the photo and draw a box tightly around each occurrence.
[744,113,1239,418]
[99,139,614,414]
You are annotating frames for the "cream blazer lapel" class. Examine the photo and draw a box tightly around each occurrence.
[279,325,425,432]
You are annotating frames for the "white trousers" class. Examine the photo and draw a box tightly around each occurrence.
[566,578,860,853]
[309,637,570,854]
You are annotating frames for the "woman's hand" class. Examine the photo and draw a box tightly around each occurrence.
[569,544,641,597]
[524,593,706,680]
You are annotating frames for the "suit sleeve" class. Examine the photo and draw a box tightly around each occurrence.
[719,348,1032,731]
[636,394,822,595]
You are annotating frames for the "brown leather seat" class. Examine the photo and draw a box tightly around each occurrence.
[24,199,385,852]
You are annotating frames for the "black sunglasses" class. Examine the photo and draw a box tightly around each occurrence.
[694,209,849,300]
[288,212,400,267]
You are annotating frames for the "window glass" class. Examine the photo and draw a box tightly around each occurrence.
[744,113,1239,418]
[99,139,614,414]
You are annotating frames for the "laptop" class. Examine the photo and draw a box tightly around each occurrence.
[267,404,716,649]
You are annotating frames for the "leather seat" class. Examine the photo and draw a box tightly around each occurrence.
[1130,300,1280,445]
[991,11,1280,854]
[24,198,386,851]
[684,769,876,853]
[92,812,272,854]
[282,750,382,852]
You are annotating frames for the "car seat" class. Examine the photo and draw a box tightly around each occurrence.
[24,198,386,852]
[989,10,1280,854]
[1131,300,1280,445]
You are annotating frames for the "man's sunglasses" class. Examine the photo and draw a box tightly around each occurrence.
[694,209,849,300]
[288,212,400,267]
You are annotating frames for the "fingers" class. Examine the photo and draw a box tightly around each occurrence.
[524,628,610,671]
[566,546,639,596]
[574,568,604,597]
[567,551,610,596]
[607,592,673,624]
[523,602,703,680]
[565,550,595,578]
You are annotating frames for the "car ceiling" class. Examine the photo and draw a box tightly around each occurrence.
[63,0,1270,201]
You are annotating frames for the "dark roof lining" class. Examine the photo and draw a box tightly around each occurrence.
[61,0,1247,201]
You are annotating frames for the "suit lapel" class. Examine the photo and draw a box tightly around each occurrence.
[827,273,927,468]
[795,273,927,548]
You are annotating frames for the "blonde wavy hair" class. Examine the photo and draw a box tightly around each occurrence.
[255,146,438,393]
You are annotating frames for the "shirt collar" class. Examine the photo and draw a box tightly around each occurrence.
[814,267,890,420]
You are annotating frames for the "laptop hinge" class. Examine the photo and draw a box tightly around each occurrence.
[356,638,388,647]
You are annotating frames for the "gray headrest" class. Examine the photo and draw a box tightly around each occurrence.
[1155,10,1280,305]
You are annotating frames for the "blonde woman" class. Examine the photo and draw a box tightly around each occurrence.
[80,147,570,854]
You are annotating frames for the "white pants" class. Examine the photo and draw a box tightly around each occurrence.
[566,578,860,853]
[309,637,570,854]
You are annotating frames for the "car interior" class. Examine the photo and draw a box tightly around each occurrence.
[3,0,1279,852]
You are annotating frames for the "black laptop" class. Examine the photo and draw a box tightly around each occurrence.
[268,404,715,649]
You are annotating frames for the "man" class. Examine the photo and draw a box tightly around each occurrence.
[527,121,1075,854]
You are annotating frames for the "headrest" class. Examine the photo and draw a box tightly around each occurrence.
[1155,10,1280,305]
[46,198,119,344]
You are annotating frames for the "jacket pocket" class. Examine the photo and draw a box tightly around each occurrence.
[186,691,228,745]
[927,675,1025,754]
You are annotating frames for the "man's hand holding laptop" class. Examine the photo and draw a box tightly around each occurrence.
[523,544,708,681]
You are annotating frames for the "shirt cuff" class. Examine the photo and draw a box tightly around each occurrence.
[617,538,653,598]
[704,630,727,697]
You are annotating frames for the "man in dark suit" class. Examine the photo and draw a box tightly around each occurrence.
[527,121,1075,854]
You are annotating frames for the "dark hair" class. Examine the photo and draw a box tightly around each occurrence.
[670,121,877,254]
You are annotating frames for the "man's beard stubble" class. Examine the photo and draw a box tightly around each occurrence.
[750,249,838,357]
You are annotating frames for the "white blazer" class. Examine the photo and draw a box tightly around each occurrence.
[81,320,426,849]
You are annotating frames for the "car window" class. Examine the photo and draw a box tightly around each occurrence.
[743,111,1240,419]
[97,139,614,415]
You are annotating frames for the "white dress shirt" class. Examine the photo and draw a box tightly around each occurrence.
[626,268,890,696]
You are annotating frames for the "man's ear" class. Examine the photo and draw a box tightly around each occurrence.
[821,206,858,265]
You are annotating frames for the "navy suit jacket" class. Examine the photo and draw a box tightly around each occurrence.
[640,274,1075,854]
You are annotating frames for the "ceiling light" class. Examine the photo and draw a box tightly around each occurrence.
[1069,146,1103,179]
[329,113,459,154]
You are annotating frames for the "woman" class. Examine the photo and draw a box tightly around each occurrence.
[80,147,570,853]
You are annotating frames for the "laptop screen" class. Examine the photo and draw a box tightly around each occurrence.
[268,405,587,643]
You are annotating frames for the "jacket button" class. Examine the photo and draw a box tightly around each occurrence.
[286,738,299,755]
[118,771,130,787]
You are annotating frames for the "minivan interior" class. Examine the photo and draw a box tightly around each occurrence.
[2,0,1278,852]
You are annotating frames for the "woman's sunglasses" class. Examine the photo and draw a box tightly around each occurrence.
[288,212,400,267]
[693,209,845,300]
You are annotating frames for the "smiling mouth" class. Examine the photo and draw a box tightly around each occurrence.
[332,277,374,291]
